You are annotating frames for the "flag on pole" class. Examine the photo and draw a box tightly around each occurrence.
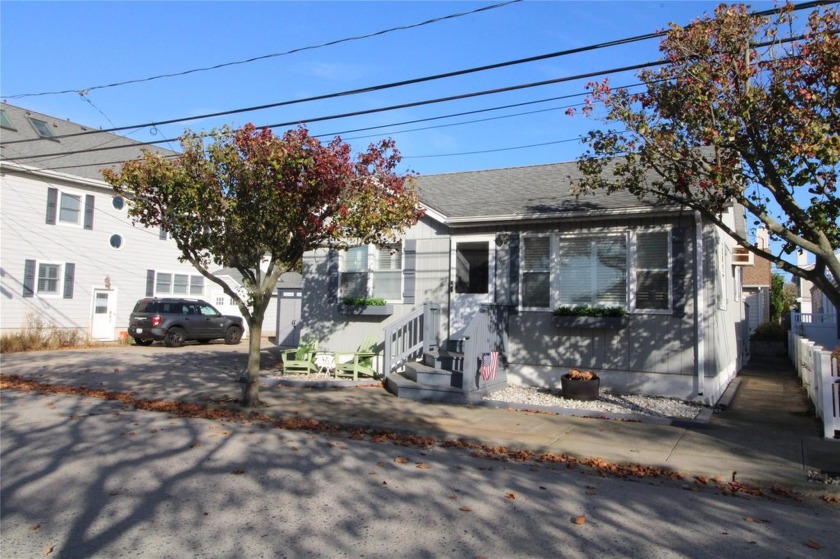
[480,351,499,381]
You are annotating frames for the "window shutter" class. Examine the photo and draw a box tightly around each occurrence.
[84,195,95,230]
[402,239,416,305]
[146,270,155,297]
[508,234,520,310]
[23,259,36,297]
[671,228,686,318]
[46,188,57,225]
[327,249,339,304]
[63,263,75,299]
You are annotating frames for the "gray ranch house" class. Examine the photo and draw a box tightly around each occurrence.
[302,162,748,405]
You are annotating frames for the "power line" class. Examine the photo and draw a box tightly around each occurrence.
[1,30,665,146]
[3,0,830,147]
[1,0,524,101]
[406,137,586,159]
[0,60,666,162]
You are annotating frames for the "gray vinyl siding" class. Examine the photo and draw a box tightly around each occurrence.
[0,170,204,338]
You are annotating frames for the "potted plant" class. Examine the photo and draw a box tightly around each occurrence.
[337,297,394,316]
[552,305,628,329]
[560,368,600,401]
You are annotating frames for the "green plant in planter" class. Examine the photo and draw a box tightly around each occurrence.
[553,305,626,317]
[341,297,387,307]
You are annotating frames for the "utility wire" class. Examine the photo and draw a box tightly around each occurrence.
[1,31,665,146]
[0,60,666,162]
[1,0,523,100]
[3,0,831,147]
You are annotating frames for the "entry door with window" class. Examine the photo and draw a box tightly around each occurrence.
[450,237,495,334]
[91,289,116,340]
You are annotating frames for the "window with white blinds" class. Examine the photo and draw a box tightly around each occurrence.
[521,236,551,308]
[340,244,403,301]
[558,236,627,306]
[518,229,671,313]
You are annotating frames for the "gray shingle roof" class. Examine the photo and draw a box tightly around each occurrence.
[0,102,176,182]
[416,160,674,223]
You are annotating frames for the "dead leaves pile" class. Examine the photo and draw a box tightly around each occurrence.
[1,373,833,503]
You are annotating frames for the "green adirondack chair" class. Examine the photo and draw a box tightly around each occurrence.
[279,334,319,375]
[334,335,379,381]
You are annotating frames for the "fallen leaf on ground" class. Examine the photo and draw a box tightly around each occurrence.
[231,469,245,475]
[416,463,431,470]
[505,492,516,500]
[44,544,55,556]
[460,507,473,513]
[30,524,41,531]
[573,515,586,525]
[806,540,823,550]
[393,456,409,464]
[744,517,769,524]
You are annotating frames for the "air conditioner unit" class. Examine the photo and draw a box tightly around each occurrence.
[732,246,754,266]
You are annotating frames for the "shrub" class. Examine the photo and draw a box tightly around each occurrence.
[0,313,88,353]
[553,305,626,317]
[750,321,787,341]
[341,297,387,307]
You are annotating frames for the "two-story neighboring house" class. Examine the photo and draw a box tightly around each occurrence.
[0,103,219,341]
[740,226,772,334]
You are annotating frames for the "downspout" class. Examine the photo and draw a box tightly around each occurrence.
[694,210,705,397]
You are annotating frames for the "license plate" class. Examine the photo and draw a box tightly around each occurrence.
[136,328,143,333]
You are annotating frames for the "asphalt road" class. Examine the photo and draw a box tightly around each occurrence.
[2,386,838,558]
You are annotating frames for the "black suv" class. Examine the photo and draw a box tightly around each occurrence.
[128,298,244,347]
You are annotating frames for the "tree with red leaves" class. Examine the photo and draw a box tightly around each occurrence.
[572,3,839,310]
[104,125,422,406]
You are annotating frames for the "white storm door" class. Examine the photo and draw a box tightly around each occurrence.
[449,236,495,335]
[91,289,116,340]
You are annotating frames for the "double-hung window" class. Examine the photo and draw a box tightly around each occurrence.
[519,229,671,312]
[557,235,627,307]
[59,193,82,225]
[340,244,403,301]
[635,231,671,311]
[38,263,61,295]
[154,272,204,296]
[521,236,551,308]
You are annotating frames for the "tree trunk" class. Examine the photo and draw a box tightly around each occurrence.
[240,320,264,407]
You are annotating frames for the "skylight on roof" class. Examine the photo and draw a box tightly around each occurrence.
[29,117,56,139]
[0,110,14,130]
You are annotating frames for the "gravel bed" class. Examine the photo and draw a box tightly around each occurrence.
[264,373,705,420]
[483,385,706,419]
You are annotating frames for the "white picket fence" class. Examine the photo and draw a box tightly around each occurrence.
[789,332,840,440]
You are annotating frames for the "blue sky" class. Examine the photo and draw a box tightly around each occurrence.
[1,0,781,176]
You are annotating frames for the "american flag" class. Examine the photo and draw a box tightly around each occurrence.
[480,351,499,381]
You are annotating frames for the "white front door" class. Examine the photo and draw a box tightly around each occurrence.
[450,236,495,335]
[91,289,116,340]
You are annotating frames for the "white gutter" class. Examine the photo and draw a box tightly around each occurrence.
[694,210,705,397]
[423,206,686,227]
[0,160,114,190]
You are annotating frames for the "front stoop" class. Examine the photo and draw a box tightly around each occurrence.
[385,370,467,404]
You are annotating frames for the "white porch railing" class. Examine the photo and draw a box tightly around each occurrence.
[789,332,840,440]
[383,303,441,375]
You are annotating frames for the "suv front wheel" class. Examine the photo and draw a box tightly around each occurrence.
[164,327,187,348]
[224,326,243,345]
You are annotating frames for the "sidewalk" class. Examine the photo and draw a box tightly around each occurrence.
[2,343,838,496]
